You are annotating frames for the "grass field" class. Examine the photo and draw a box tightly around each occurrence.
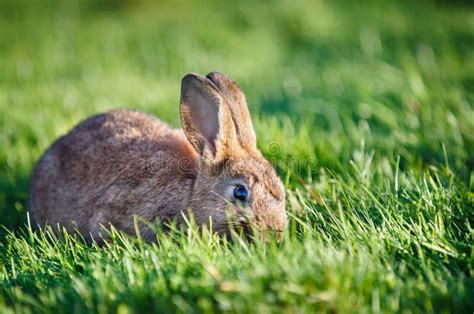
[1,0,473,313]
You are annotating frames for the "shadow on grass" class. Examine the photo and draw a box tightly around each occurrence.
[0,172,30,237]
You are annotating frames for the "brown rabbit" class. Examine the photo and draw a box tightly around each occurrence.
[29,72,287,242]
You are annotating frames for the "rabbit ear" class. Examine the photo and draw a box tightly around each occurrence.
[206,72,257,151]
[180,73,238,161]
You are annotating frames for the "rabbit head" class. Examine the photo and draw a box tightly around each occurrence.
[180,72,287,239]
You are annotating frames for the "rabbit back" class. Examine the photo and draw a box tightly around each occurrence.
[29,109,197,240]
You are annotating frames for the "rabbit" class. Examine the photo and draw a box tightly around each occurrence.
[29,71,287,242]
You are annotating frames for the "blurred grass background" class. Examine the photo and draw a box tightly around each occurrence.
[0,0,473,312]
[1,0,473,229]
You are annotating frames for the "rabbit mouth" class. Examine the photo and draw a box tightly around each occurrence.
[236,216,286,242]
[219,216,253,241]
[236,219,253,239]
[223,217,285,243]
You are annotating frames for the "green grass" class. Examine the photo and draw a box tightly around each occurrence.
[1,0,473,312]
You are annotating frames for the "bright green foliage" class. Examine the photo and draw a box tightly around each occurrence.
[0,0,473,313]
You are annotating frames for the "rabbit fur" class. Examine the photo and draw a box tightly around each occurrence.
[29,72,287,242]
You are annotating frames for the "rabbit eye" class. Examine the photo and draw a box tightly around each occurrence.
[233,185,249,202]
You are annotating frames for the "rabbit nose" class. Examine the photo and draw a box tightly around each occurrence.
[258,212,287,242]
[258,227,284,243]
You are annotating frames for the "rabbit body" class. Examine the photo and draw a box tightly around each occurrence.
[30,109,197,240]
[30,72,287,241]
